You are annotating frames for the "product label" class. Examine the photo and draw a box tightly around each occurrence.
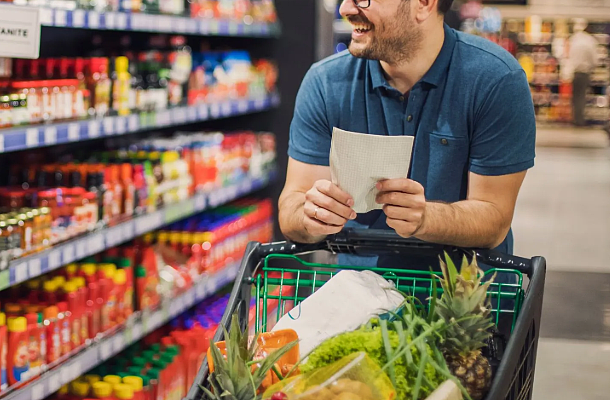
[81,315,88,342]
[1,338,7,389]
[24,226,32,251]
[92,308,100,337]
[39,331,46,368]
[12,339,29,382]
[71,318,80,348]
[60,319,70,355]
[50,325,60,361]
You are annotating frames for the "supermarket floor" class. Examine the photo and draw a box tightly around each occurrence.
[511,145,610,400]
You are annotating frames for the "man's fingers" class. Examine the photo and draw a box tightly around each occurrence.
[315,180,354,207]
[306,191,356,221]
[382,205,423,222]
[376,178,423,194]
[376,192,421,208]
[304,202,348,226]
[304,216,343,236]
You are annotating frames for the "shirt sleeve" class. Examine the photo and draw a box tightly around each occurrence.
[287,67,333,166]
[469,69,536,176]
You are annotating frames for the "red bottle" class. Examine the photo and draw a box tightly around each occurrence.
[56,302,71,356]
[62,282,81,350]
[25,313,42,377]
[43,306,61,365]
[73,277,90,342]
[7,317,29,385]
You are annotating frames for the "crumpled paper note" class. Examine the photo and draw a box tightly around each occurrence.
[329,127,415,213]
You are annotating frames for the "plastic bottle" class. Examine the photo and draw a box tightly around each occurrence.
[113,383,134,400]
[42,280,59,305]
[57,301,71,356]
[43,306,60,365]
[103,375,122,386]
[121,164,135,218]
[98,264,117,328]
[87,280,101,339]
[7,316,29,385]
[74,277,90,342]
[117,258,134,320]
[145,369,160,400]
[91,381,116,400]
[25,313,42,377]
[63,282,82,349]
[113,269,127,325]
[0,313,7,391]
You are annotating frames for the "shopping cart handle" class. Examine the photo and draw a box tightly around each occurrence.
[259,229,533,274]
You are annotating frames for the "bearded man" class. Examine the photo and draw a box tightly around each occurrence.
[278,0,536,269]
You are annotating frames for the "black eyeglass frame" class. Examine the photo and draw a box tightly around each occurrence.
[354,0,371,9]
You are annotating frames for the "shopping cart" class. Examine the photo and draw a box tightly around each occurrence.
[185,229,546,400]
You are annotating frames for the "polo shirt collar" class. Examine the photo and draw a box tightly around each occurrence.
[370,23,457,90]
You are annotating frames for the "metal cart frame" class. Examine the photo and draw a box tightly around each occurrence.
[185,229,546,400]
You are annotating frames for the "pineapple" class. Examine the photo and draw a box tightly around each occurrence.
[202,311,297,400]
[435,253,496,400]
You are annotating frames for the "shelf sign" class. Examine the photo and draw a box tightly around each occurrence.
[0,4,41,59]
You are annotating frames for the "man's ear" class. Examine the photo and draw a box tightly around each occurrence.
[414,0,440,22]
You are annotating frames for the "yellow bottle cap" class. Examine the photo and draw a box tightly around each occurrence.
[113,383,134,400]
[84,374,101,384]
[65,264,78,276]
[7,317,27,332]
[99,264,116,279]
[92,381,113,398]
[43,280,57,292]
[53,276,66,287]
[58,384,69,395]
[157,232,169,243]
[0,313,5,326]
[123,376,143,391]
[71,381,90,397]
[73,276,86,289]
[115,56,129,73]
[169,232,181,245]
[103,375,122,385]
[80,264,97,276]
[26,279,41,290]
[63,282,77,293]
[114,269,127,285]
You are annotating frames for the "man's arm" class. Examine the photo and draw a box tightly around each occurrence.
[279,158,356,244]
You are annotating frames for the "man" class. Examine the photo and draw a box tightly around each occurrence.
[568,18,598,127]
[278,0,536,267]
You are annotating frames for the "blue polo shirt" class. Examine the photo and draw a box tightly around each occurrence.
[288,25,536,268]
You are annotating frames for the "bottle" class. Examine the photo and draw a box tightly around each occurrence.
[71,381,91,398]
[112,57,132,116]
[7,317,29,385]
[42,280,59,305]
[98,264,117,327]
[88,58,112,117]
[122,376,144,400]
[74,277,90,342]
[91,381,116,400]
[117,258,134,320]
[0,313,7,391]
[145,369,160,400]
[113,383,134,400]
[120,164,135,218]
[24,313,42,377]
[103,375,122,386]
[43,306,61,365]
[63,281,82,349]
[113,269,127,325]
[57,302,71,357]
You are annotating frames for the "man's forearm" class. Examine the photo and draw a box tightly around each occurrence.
[278,192,326,244]
[414,200,510,249]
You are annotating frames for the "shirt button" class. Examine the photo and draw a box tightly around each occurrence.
[399,96,405,102]
[440,138,449,145]
[407,115,413,122]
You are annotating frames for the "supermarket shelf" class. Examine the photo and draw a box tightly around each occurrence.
[25,5,281,36]
[2,261,240,400]
[0,170,275,291]
[0,92,280,154]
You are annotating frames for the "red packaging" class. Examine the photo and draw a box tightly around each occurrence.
[62,282,81,350]
[43,306,61,365]
[0,312,7,391]
[7,316,29,385]
[56,302,71,356]
[74,277,90,342]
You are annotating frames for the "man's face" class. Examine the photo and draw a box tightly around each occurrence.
[339,0,423,64]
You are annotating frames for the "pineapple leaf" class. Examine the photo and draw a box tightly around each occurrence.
[251,340,298,387]
[428,267,438,325]
[411,345,429,400]
[380,319,397,389]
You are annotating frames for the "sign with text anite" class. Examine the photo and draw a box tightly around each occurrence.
[0,4,41,59]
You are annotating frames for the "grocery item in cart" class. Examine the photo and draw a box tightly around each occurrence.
[272,269,404,358]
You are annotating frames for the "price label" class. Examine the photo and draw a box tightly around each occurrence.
[70,361,82,381]
[68,123,80,141]
[196,281,206,299]
[115,117,126,134]
[157,111,170,126]
[75,240,87,259]
[40,8,53,25]
[173,108,187,124]
[132,323,142,340]
[88,11,100,29]
[28,259,42,278]
[209,19,219,33]
[44,126,57,145]
[100,340,112,360]
[60,365,71,385]
[210,103,220,118]
[26,128,39,147]
[199,20,209,34]
[187,19,198,33]
[254,98,265,110]
[198,104,208,120]
[31,383,44,400]
[48,250,61,270]
[87,234,104,254]
[221,101,232,116]
[122,223,134,241]
[150,311,161,329]
[237,100,248,113]
[240,179,253,194]
[131,13,143,30]
[62,245,75,264]
[88,120,100,138]
[160,16,172,32]
[185,290,195,307]
[128,114,139,131]
[14,263,27,284]
[228,21,238,35]
[195,194,206,211]
[142,312,149,333]
[113,334,124,352]
[105,12,116,29]
[177,17,187,32]
[73,10,85,27]
[116,12,127,30]
[103,117,114,135]
[55,9,67,27]
[106,228,121,248]
[48,373,61,394]
[187,106,197,121]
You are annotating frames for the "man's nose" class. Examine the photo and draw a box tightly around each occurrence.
[339,0,358,17]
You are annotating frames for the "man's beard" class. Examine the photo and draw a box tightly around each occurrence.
[348,6,423,64]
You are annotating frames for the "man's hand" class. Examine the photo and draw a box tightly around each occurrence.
[376,178,427,238]
[303,180,357,237]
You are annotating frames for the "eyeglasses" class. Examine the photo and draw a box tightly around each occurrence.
[353,0,371,9]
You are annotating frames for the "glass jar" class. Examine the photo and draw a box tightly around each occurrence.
[7,217,22,259]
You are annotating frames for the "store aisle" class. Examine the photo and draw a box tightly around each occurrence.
[512,146,610,399]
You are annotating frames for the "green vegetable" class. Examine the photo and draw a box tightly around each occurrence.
[301,326,443,399]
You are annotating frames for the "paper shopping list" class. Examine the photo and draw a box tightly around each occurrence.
[329,127,415,214]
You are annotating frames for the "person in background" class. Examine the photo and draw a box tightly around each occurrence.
[569,18,599,127]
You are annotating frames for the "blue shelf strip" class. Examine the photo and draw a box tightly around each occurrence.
[37,6,281,36]
[1,170,275,291]
[0,93,280,154]
[3,261,240,400]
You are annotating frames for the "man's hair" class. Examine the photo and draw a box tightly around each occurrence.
[438,0,454,14]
